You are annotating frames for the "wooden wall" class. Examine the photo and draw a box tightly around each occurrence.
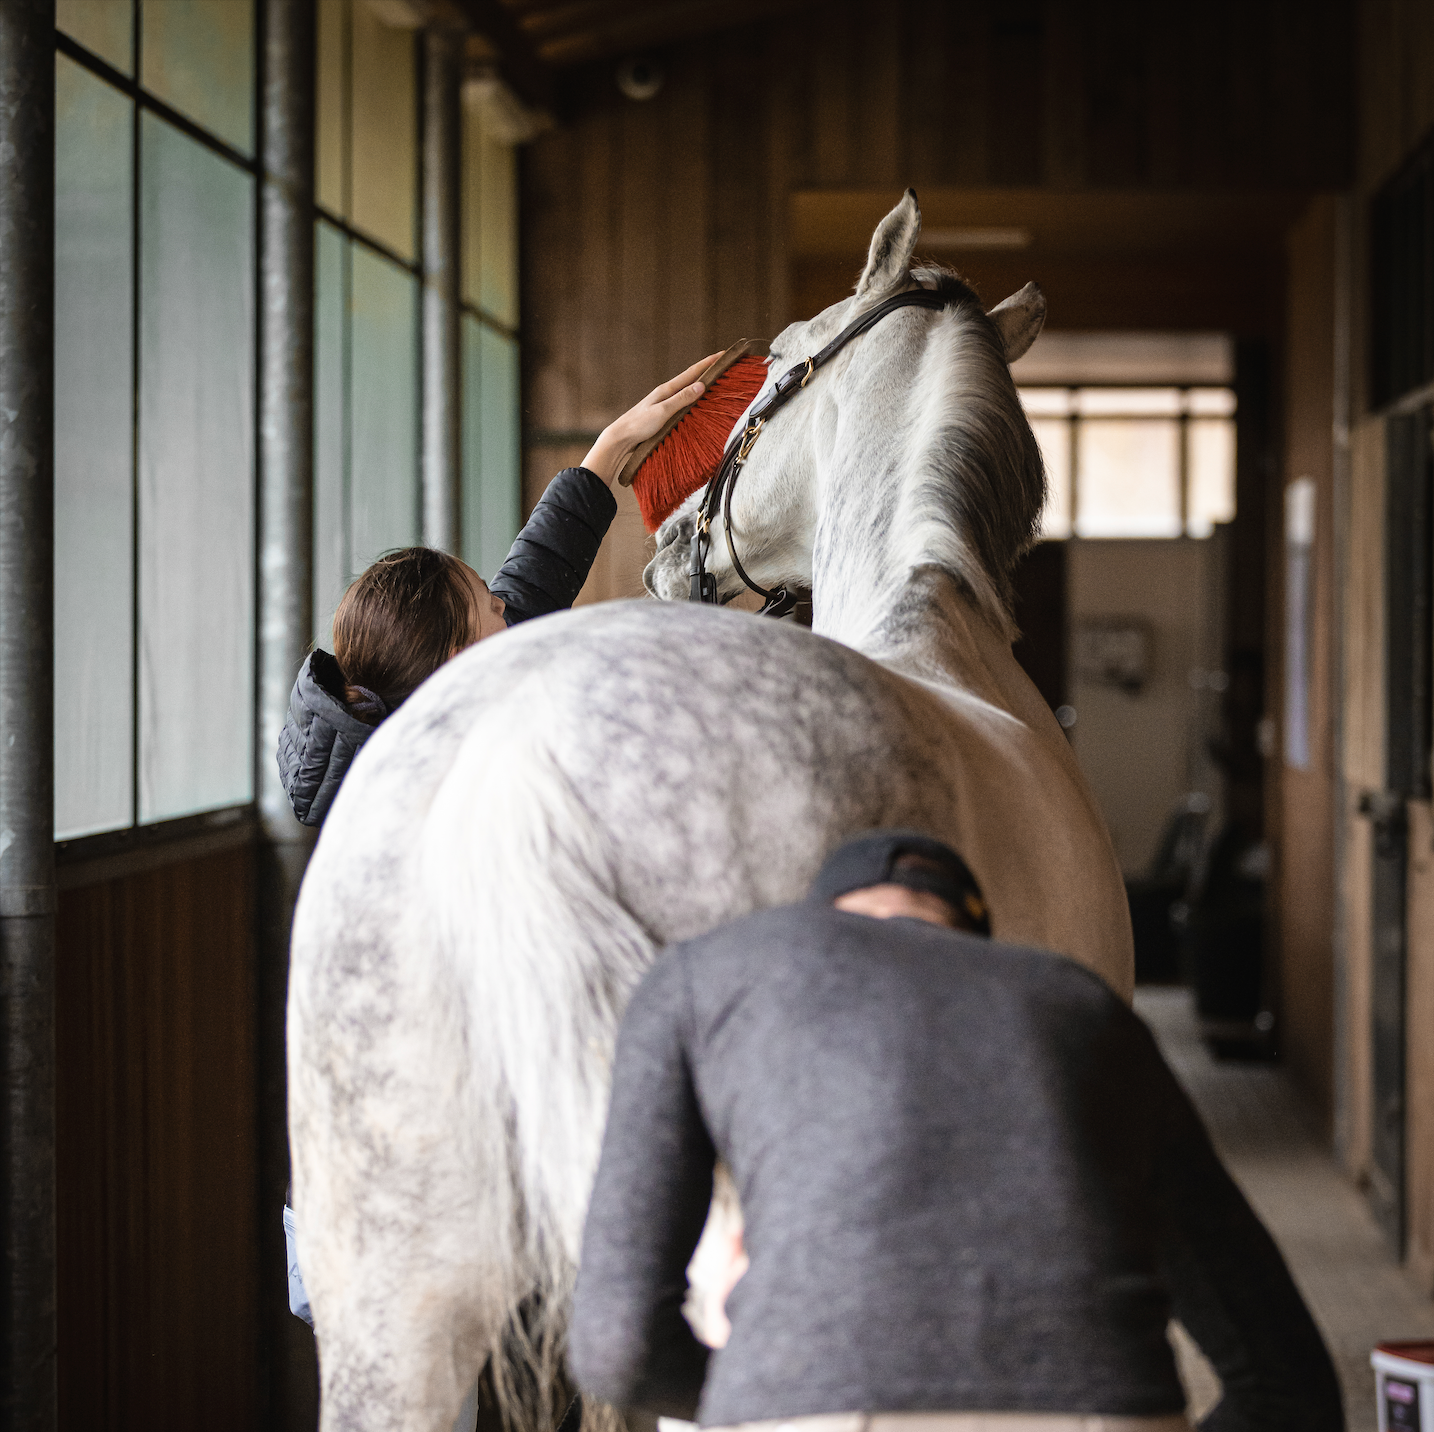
[1358,0,1434,196]
[1335,0,1434,1270]
[521,0,1357,605]
[55,835,260,1430]
[1276,198,1339,1126]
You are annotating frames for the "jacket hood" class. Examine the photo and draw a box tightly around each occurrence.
[276,650,378,826]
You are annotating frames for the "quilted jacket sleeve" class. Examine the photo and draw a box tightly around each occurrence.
[489,467,618,625]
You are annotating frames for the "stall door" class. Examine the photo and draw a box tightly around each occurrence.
[1369,405,1434,1253]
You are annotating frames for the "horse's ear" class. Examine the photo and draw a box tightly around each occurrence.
[987,282,1047,363]
[856,189,922,299]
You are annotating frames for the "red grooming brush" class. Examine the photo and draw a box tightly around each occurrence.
[619,340,770,532]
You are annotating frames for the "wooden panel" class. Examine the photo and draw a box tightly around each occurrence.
[794,251,1285,337]
[1360,0,1434,192]
[574,86,620,430]
[1339,416,1388,1176]
[520,0,1354,603]
[1278,198,1339,1125]
[1406,798,1434,1291]
[522,118,581,434]
[56,843,259,1430]
[664,46,712,374]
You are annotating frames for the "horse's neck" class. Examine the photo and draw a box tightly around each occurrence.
[813,566,1015,708]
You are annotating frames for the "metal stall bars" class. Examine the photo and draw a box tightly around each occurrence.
[0,1,57,1428]
[422,22,463,553]
[256,0,319,1423]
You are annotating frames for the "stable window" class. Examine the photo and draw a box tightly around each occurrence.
[312,0,522,644]
[460,84,522,580]
[313,0,421,644]
[55,0,526,836]
[55,0,257,836]
[1019,386,1237,541]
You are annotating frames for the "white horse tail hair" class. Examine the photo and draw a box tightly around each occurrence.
[418,680,656,1432]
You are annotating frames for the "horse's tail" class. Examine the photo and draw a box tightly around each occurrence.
[419,680,655,1432]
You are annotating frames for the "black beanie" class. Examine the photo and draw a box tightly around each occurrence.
[808,828,991,935]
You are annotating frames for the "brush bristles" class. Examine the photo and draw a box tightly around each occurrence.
[631,357,770,533]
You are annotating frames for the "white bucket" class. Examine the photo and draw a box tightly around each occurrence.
[1372,1342,1434,1432]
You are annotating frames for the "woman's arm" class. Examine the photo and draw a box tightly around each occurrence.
[568,951,715,1420]
[490,356,718,625]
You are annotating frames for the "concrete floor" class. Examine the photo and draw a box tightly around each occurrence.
[1136,986,1434,1431]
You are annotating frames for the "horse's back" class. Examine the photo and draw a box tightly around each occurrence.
[304,599,1129,992]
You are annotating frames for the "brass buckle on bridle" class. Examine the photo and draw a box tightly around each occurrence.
[736,418,765,462]
[799,356,816,388]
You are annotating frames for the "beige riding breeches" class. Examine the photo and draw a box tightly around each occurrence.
[703,1412,1191,1432]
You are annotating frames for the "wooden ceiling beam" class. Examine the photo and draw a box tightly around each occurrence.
[454,0,555,110]
[505,0,821,68]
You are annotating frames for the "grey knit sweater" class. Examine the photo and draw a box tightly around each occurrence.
[568,907,1343,1431]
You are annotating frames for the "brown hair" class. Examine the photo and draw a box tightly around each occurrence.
[332,547,482,723]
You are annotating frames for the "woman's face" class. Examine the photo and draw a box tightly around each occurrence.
[457,564,507,647]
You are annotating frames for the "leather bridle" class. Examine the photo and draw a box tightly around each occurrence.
[688,287,950,616]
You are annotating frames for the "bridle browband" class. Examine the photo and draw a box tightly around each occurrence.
[688,286,950,616]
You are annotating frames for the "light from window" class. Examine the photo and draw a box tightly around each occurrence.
[1031,417,1072,539]
[1187,417,1237,537]
[1078,418,1182,537]
[1022,387,1237,540]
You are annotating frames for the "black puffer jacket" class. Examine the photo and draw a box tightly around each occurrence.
[277,467,617,826]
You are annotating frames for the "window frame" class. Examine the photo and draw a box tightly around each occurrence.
[55,14,262,839]
[1019,383,1238,541]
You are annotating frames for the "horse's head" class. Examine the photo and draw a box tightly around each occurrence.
[642,190,1048,642]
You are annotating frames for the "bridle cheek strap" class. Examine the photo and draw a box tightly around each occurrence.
[687,287,949,615]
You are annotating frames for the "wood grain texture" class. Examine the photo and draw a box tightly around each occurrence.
[1405,799,1434,1293]
[521,0,1355,602]
[1339,416,1388,1180]
[1278,197,1339,1128]
[1338,0,1434,1214]
[55,843,259,1430]
[1360,0,1434,192]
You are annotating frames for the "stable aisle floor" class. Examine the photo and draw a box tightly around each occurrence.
[1136,986,1434,1431]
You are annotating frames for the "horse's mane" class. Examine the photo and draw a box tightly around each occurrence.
[893,264,1047,641]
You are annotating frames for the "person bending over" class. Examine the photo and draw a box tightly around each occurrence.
[568,830,1342,1432]
[277,353,717,826]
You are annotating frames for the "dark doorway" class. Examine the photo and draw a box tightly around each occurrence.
[1011,540,1067,714]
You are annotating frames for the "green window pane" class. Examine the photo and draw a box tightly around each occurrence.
[349,2,414,259]
[54,55,134,837]
[314,220,347,647]
[350,246,418,570]
[140,0,254,156]
[463,317,521,577]
[57,0,133,73]
[462,103,518,327]
[138,115,255,821]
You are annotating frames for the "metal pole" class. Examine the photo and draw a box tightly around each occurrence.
[422,25,462,554]
[0,2,57,1428]
[257,0,318,1424]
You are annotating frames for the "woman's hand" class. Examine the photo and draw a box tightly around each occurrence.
[581,353,723,486]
